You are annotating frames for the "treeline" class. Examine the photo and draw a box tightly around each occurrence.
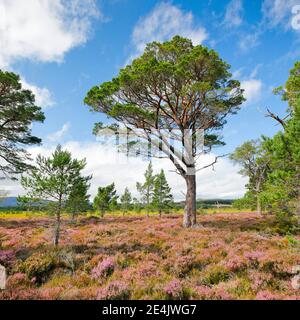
[231,62,300,234]
[94,163,173,217]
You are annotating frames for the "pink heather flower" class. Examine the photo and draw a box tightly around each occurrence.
[91,257,115,280]
[256,290,282,300]
[164,280,184,299]
[174,255,195,276]
[0,250,15,266]
[223,256,246,272]
[195,286,214,299]
[244,251,265,262]
[214,283,233,300]
[6,273,28,288]
[38,287,63,300]
[97,281,130,300]
[248,271,272,291]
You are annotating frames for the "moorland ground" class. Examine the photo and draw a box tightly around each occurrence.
[0,211,299,300]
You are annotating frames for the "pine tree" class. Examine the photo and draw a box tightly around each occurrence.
[66,175,92,220]
[230,139,270,214]
[0,70,45,178]
[120,187,132,216]
[85,36,244,227]
[21,145,89,245]
[93,183,118,217]
[262,62,300,233]
[152,169,173,217]
[136,162,155,217]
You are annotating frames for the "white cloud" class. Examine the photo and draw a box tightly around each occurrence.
[5,140,246,200]
[241,79,263,104]
[262,0,299,29]
[239,31,261,51]
[249,64,262,79]
[128,2,208,62]
[21,78,54,109]
[238,1,299,53]
[47,122,71,143]
[0,0,100,68]
[224,0,243,28]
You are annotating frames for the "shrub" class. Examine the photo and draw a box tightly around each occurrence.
[6,273,30,289]
[163,280,189,300]
[173,255,196,277]
[0,250,15,267]
[97,281,130,300]
[195,286,214,300]
[16,252,57,283]
[222,256,247,272]
[202,265,231,285]
[91,257,115,281]
[256,290,282,300]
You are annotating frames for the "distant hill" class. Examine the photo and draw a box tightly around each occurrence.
[0,196,18,207]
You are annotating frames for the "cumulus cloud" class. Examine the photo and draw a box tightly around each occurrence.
[224,0,243,28]
[47,122,71,143]
[0,0,101,68]
[21,78,54,109]
[128,2,208,63]
[241,79,263,104]
[4,140,247,200]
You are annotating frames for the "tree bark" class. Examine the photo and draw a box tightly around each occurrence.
[54,212,61,246]
[183,174,197,228]
[54,199,62,246]
[100,208,104,218]
[256,182,262,214]
[257,196,262,215]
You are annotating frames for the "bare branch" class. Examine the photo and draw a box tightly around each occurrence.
[265,108,288,128]
[196,154,228,172]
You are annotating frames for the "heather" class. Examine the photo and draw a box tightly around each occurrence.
[0,212,299,300]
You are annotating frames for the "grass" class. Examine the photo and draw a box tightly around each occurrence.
[0,207,252,220]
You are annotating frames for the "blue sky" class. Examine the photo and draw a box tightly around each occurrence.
[1,0,300,199]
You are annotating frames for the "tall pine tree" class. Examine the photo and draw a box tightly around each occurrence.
[120,187,132,216]
[66,175,92,220]
[152,169,173,217]
[0,70,45,178]
[21,145,89,245]
[136,162,155,217]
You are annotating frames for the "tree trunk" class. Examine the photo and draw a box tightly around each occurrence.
[183,174,197,228]
[255,182,262,214]
[100,208,104,218]
[54,212,61,246]
[54,199,62,246]
[146,200,150,218]
[257,196,262,215]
